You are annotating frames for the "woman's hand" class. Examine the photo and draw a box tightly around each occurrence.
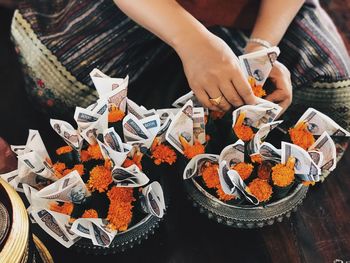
[176,32,258,111]
[265,61,292,115]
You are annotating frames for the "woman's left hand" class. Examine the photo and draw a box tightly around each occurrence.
[265,61,293,115]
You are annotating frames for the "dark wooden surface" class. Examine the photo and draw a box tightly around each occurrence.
[1,5,350,263]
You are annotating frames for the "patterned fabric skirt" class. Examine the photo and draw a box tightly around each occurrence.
[11,1,350,173]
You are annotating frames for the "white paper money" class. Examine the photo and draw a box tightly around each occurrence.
[127,99,156,119]
[193,107,206,144]
[30,208,79,248]
[0,170,20,190]
[239,46,280,87]
[218,160,259,205]
[296,108,350,137]
[259,142,281,163]
[281,142,321,182]
[80,107,108,145]
[17,151,57,181]
[232,100,282,130]
[97,139,128,167]
[142,182,165,218]
[219,140,245,168]
[309,131,337,171]
[25,130,50,161]
[112,164,149,187]
[172,91,201,108]
[183,153,219,180]
[248,120,283,154]
[50,119,83,151]
[90,68,129,100]
[36,171,90,204]
[165,100,194,154]
[72,218,117,247]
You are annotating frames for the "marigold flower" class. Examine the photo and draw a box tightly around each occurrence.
[201,162,220,189]
[233,112,255,142]
[82,209,98,218]
[210,111,225,120]
[231,162,254,180]
[49,202,74,215]
[271,157,295,187]
[107,201,134,231]
[216,186,235,201]
[107,186,135,231]
[248,76,266,98]
[248,178,273,202]
[122,153,143,170]
[151,143,177,165]
[250,154,263,164]
[257,161,272,180]
[87,165,113,192]
[56,145,73,155]
[107,186,135,203]
[104,159,113,170]
[289,121,315,150]
[53,162,66,174]
[87,144,104,160]
[80,150,91,162]
[108,107,125,123]
[180,136,205,159]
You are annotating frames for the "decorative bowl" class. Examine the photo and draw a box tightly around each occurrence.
[184,177,308,228]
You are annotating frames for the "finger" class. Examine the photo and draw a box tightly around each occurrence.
[231,67,258,105]
[193,88,221,111]
[220,81,244,108]
[205,85,231,111]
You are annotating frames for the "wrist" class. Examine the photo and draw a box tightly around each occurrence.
[171,27,212,58]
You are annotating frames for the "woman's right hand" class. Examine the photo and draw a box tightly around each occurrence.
[176,31,258,111]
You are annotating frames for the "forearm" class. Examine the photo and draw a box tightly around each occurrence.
[246,0,305,51]
[114,0,209,54]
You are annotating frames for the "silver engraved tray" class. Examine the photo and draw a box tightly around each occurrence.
[184,177,308,228]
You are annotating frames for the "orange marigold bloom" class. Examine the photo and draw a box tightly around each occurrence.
[87,165,113,192]
[180,136,205,159]
[152,143,177,165]
[233,112,255,142]
[49,202,74,215]
[248,76,266,98]
[61,164,85,178]
[80,150,91,162]
[231,162,254,180]
[302,181,316,187]
[250,154,263,164]
[82,209,98,218]
[216,186,235,201]
[248,178,273,202]
[53,162,66,174]
[107,186,135,231]
[122,154,143,170]
[107,186,135,203]
[201,162,220,189]
[56,145,73,155]
[87,144,104,160]
[104,159,112,170]
[289,121,315,150]
[257,161,272,180]
[271,157,295,187]
[107,201,134,232]
[108,108,125,123]
[210,110,225,120]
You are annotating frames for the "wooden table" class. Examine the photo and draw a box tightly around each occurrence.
[1,6,349,263]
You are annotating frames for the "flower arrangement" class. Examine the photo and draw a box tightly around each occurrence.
[1,68,172,248]
[183,99,350,207]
